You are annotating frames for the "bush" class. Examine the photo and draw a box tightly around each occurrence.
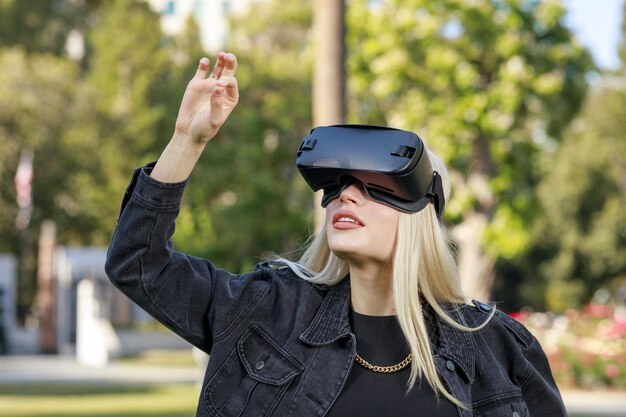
[511,302,626,389]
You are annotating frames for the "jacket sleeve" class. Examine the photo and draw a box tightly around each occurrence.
[491,311,568,417]
[105,164,271,353]
[519,332,568,416]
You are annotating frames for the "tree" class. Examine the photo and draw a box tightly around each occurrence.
[0,0,175,319]
[0,0,96,55]
[346,0,592,301]
[519,1,626,312]
[0,48,80,318]
[0,0,100,320]
[72,0,173,244]
[527,83,626,311]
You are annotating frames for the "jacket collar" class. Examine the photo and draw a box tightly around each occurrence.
[298,278,475,383]
[299,278,352,346]
[424,303,476,384]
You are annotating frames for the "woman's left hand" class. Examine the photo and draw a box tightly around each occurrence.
[174,52,240,144]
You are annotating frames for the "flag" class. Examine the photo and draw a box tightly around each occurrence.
[14,150,33,230]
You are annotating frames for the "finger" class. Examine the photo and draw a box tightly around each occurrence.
[216,76,239,99]
[220,53,238,77]
[209,87,227,126]
[208,51,226,80]
[194,57,210,80]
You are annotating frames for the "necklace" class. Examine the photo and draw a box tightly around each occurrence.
[354,352,413,373]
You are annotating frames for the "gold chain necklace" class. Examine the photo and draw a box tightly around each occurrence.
[354,352,413,373]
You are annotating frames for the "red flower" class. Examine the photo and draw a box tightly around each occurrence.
[605,364,620,379]
[582,303,614,318]
[509,311,529,322]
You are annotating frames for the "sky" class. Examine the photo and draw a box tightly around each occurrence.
[564,0,623,69]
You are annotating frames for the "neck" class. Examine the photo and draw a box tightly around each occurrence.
[349,262,395,316]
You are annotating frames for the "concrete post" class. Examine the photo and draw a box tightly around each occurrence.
[0,254,17,354]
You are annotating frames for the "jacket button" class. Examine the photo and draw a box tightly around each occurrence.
[445,360,455,372]
[512,413,520,417]
[478,302,492,312]
[255,360,265,370]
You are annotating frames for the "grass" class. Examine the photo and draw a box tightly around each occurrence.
[0,383,199,417]
[116,349,198,367]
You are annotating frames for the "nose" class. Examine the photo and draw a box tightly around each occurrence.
[339,182,365,205]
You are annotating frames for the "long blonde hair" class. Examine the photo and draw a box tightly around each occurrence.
[279,150,493,407]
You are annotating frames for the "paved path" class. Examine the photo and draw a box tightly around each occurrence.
[0,356,625,416]
[561,389,626,417]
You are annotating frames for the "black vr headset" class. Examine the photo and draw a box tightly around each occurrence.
[296,125,445,218]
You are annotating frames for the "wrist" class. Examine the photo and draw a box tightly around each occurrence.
[150,133,207,183]
[171,131,208,151]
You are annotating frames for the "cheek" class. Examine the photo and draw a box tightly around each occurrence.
[379,214,399,252]
[374,204,399,231]
[371,208,399,252]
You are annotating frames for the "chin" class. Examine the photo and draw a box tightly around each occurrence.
[329,246,385,266]
[328,245,357,260]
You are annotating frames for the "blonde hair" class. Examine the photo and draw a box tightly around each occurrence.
[278,150,493,408]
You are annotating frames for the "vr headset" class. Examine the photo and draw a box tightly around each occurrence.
[296,125,445,217]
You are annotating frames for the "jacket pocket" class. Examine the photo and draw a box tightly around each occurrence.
[474,393,530,417]
[204,325,304,417]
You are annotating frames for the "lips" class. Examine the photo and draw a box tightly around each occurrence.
[332,210,364,228]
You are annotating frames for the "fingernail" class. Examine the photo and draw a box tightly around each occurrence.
[200,57,209,65]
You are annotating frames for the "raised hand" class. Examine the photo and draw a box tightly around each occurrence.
[175,52,239,144]
[150,53,239,183]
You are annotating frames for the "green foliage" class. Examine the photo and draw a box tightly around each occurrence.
[0,48,80,251]
[483,205,530,259]
[0,0,93,55]
[0,1,173,249]
[74,0,173,244]
[347,0,591,211]
[529,84,626,311]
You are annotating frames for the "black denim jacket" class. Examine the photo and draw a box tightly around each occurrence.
[105,165,567,417]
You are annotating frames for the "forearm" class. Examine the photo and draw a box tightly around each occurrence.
[106,165,188,291]
[106,165,214,349]
[150,132,207,183]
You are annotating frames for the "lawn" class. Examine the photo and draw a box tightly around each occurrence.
[0,383,199,417]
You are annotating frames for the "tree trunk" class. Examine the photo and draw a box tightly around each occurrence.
[37,220,57,354]
[312,0,345,231]
[452,211,496,302]
[452,136,498,302]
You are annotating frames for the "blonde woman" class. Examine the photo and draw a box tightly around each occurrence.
[106,53,566,417]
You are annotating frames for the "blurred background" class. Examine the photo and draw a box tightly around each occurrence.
[0,0,624,416]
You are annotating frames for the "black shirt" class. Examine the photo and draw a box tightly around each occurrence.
[326,310,457,417]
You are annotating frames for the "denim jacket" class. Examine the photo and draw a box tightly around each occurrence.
[105,165,567,417]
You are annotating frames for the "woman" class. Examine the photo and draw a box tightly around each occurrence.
[106,53,567,416]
